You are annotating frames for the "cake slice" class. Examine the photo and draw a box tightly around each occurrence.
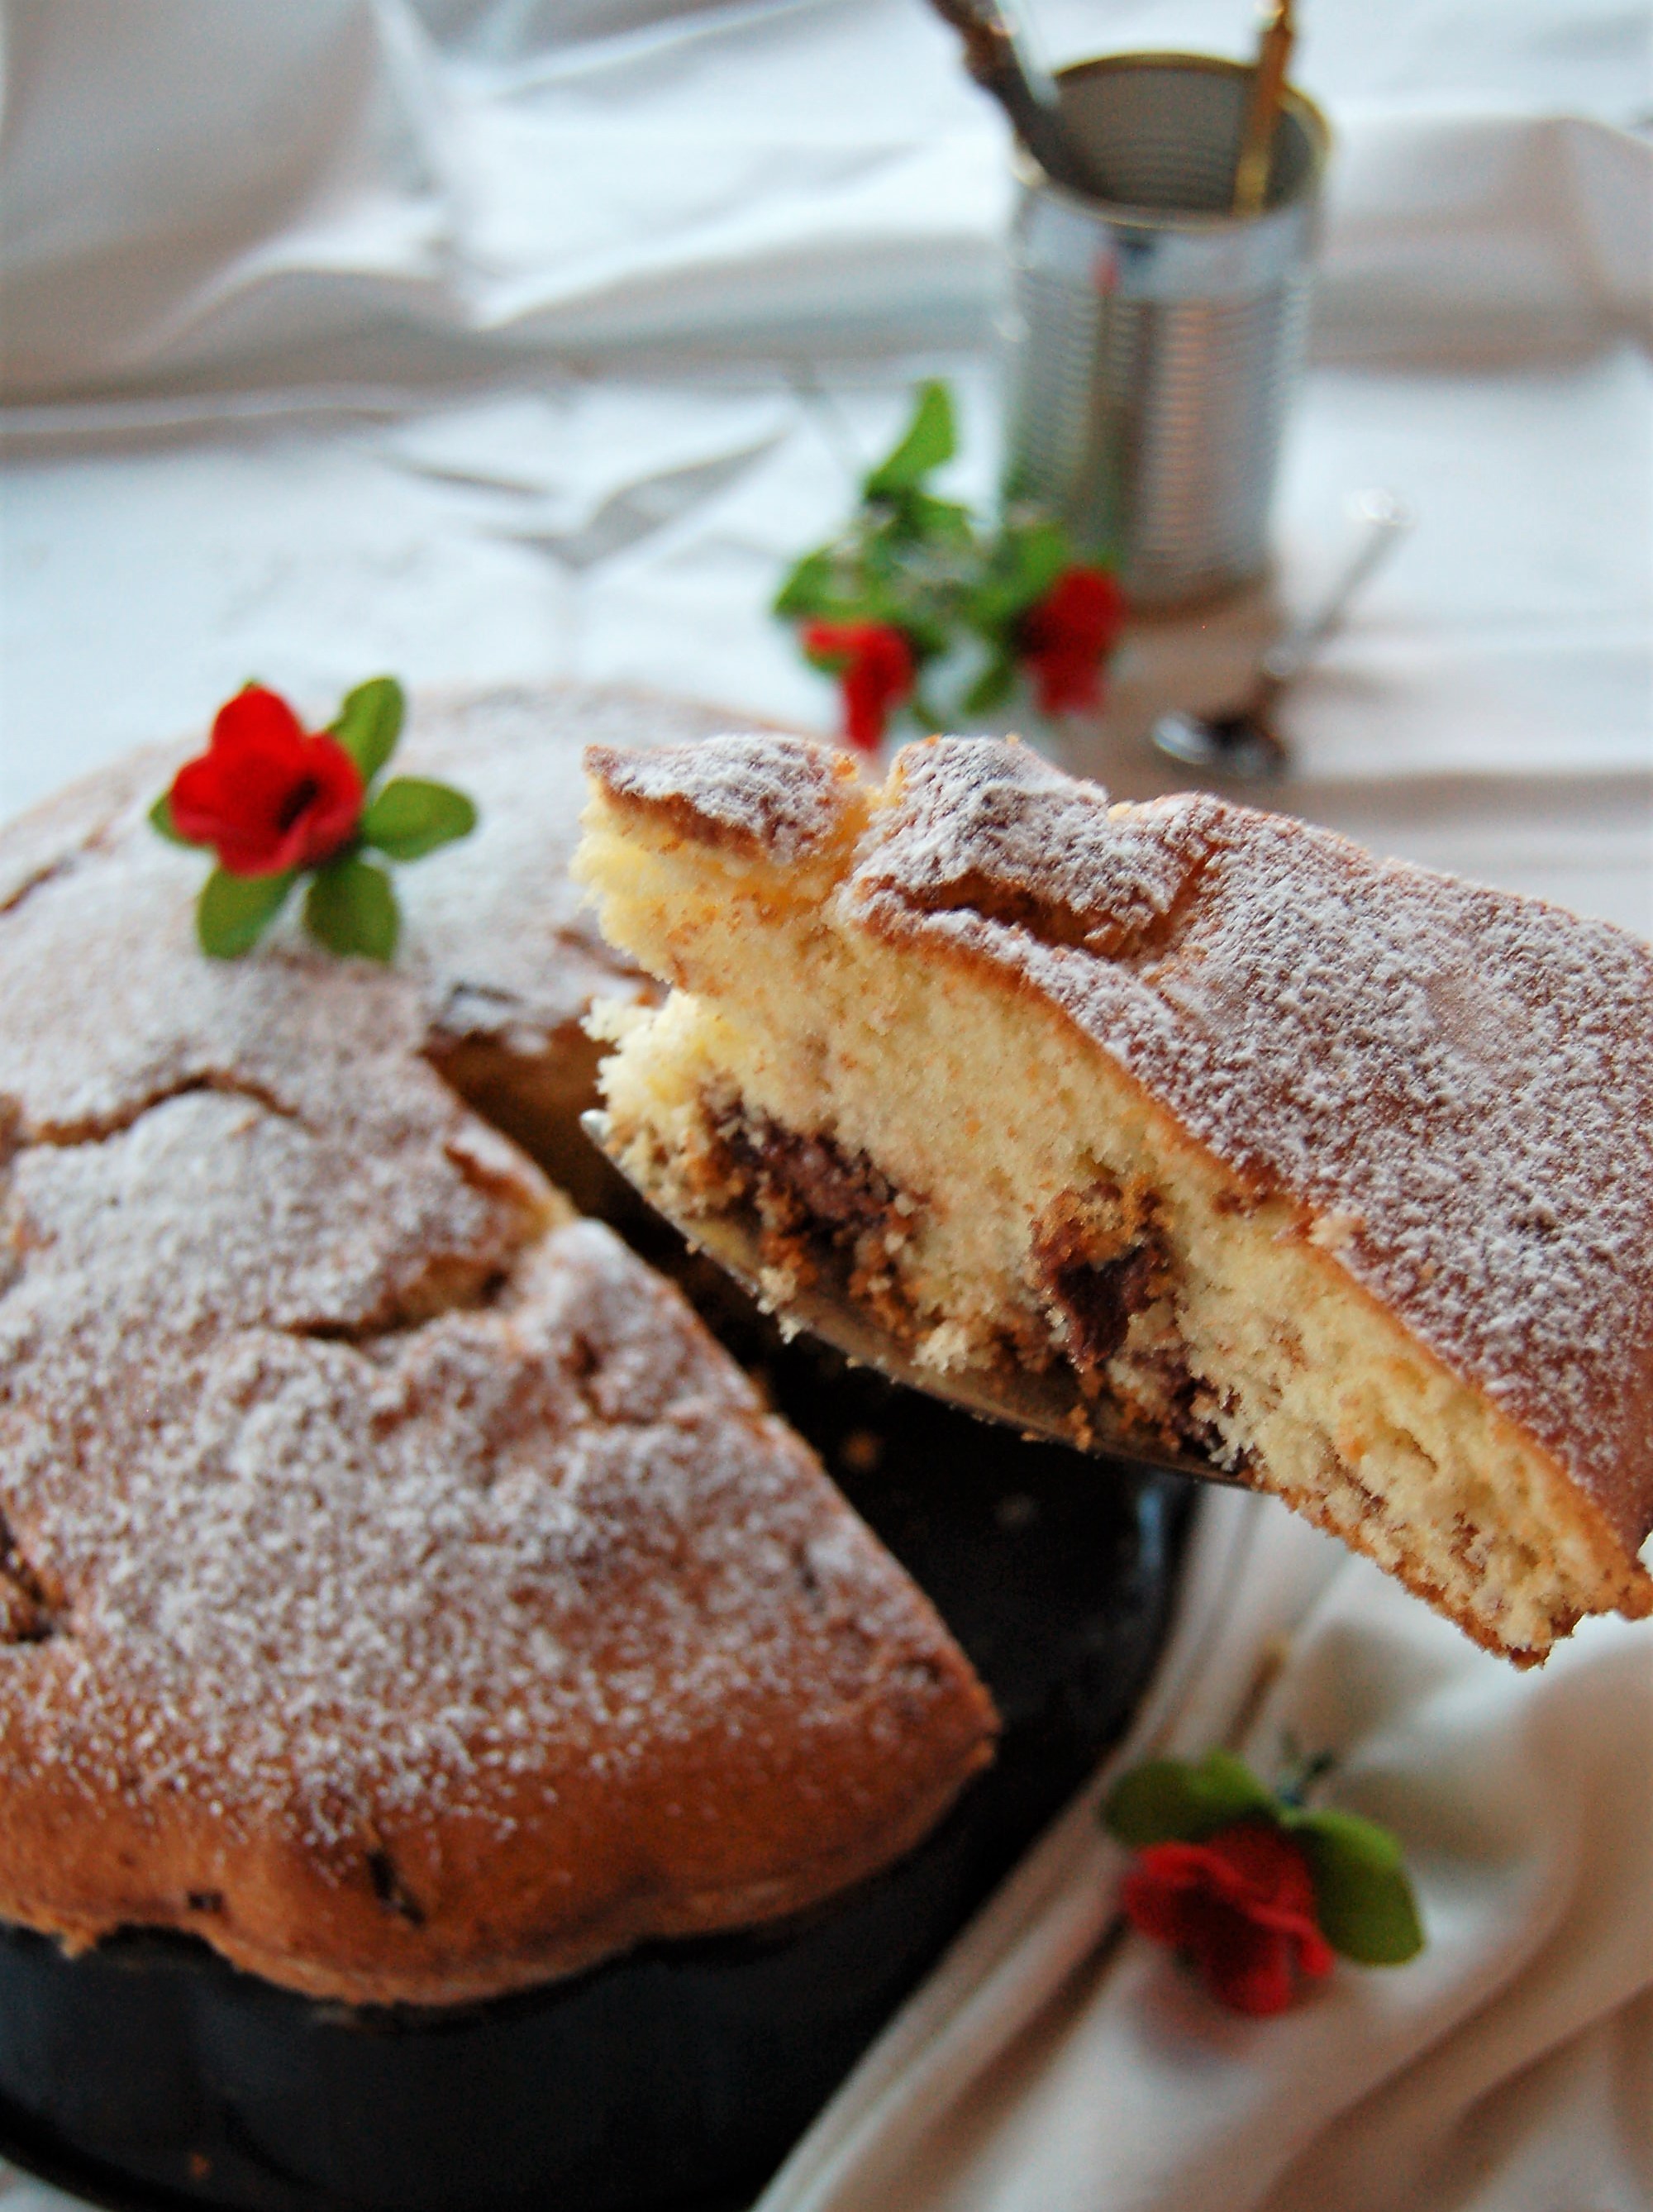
[576,732,1653,1666]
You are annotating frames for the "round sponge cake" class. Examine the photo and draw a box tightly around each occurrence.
[0,689,997,2007]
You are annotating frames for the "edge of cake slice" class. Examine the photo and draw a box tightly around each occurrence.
[574,732,1653,1667]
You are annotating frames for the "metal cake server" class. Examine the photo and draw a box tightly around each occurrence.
[583,1112,1250,1487]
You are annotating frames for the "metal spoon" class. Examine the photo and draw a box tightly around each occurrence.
[923,0,1107,201]
[1231,0,1295,217]
[583,1111,1251,1487]
[1150,490,1414,779]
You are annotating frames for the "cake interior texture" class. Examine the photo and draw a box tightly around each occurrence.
[577,733,1653,1668]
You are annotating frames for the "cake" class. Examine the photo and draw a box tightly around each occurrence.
[577,732,1653,1666]
[0,689,998,2008]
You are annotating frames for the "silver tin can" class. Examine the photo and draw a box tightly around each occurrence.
[1003,53,1330,608]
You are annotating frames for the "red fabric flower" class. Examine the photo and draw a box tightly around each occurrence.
[803,620,917,752]
[169,687,364,877]
[1121,1819,1335,2016]
[1016,566,1127,715]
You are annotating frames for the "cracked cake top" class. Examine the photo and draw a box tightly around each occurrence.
[0,690,996,2006]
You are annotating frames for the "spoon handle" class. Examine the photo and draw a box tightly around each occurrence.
[1256,491,1413,692]
[1232,0,1295,217]
[992,0,1058,107]
[924,0,1101,198]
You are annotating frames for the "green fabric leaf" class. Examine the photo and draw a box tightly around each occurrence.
[896,492,975,548]
[1103,1751,1279,1847]
[863,382,955,499]
[899,615,951,661]
[776,553,925,641]
[961,651,1019,716]
[1288,1807,1426,1965]
[329,676,405,784]
[149,791,204,847]
[907,687,948,736]
[303,856,400,962]
[787,570,946,663]
[196,867,294,959]
[774,548,843,619]
[969,519,1075,637]
[360,777,478,860]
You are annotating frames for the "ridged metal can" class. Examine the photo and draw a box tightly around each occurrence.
[1002,53,1330,608]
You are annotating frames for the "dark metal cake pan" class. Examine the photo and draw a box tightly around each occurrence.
[0,1320,1188,2212]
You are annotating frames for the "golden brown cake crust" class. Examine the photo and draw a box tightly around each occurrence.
[585,732,1653,1574]
[586,732,863,868]
[0,691,996,2007]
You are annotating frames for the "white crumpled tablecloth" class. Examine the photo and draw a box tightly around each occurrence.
[1,4,1650,2207]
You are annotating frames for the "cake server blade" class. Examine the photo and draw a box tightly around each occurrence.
[581,1113,1252,1489]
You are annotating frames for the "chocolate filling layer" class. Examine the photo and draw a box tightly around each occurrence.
[1029,1180,1172,1384]
[693,1123,1242,1470]
[700,1108,919,1322]
[1043,1244,1160,1373]
[1027,1179,1244,1464]
[719,1118,899,1242]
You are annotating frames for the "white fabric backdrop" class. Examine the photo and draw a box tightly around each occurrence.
[1,0,1649,398]
[755,1503,1653,2212]
[0,3,1651,2207]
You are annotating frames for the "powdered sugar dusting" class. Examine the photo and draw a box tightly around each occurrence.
[850,739,1653,1541]
[589,733,858,865]
[861,737,1227,956]
[403,686,766,1050]
[0,1205,940,1846]
[0,693,988,1986]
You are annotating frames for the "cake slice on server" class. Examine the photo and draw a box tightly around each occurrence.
[576,733,1653,1667]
